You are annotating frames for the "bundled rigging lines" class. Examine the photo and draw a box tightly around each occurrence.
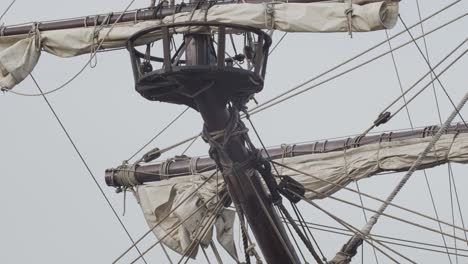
[2,0,468,263]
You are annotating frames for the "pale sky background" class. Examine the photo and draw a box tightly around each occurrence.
[1,0,467,263]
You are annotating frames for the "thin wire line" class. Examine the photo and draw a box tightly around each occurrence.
[384,29,413,128]
[147,39,466,163]
[399,15,468,128]
[415,0,444,125]
[269,32,288,55]
[300,222,468,258]
[0,0,16,22]
[201,247,212,264]
[278,208,311,263]
[181,135,200,156]
[161,243,174,264]
[247,13,467,117]
[127,106,190,161]
[385,6,453,260]
[449,163,468,247]
[113,170,218,263]
[359,43,467,137]
[387,48,467,121]
[246,0,464,115]
[293,203,327,262]
[298,220,468,255]
[128,194,219,264]
[296,192,415,264]
[355,182,380,264]
[331,92,468,262]
[178,195,227,264]
[8,0,137,97]
[271,161,468,235]
[449,164,459,264]
[241,167,300,263]
[424,171,453,263]
[412,1,454,258]
[296,182,468,245]
[30,74,148,264]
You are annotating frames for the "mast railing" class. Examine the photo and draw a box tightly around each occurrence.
[125,22,271,109]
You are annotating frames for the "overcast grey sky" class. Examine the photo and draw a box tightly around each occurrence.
[1,0,467,263]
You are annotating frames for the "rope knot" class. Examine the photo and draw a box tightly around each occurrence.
[0,23,5,37]
[345,1,354,38]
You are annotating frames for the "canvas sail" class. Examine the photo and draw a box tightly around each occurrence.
[134,132,468,259]
[0,1,398,91]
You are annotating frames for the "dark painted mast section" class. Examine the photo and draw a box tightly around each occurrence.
[181,11,300,264]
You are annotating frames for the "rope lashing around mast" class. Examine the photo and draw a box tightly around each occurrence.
[329,91,468,264]
[202,105,325,264]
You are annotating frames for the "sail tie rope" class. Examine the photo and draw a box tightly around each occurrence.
[90,13,113,68]
[28,22,42,52]
[264,3,276,30]
[0,23,5,36]
[115,163,141,187]
[445,132,458,161]
[345,0,354,38]
[189,157,199,176]
[330,91,468,264]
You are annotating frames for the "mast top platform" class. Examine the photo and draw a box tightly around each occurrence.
[126,22,272,110]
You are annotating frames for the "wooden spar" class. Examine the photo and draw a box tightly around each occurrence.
[105,124,467,186]
[0,0,396,37]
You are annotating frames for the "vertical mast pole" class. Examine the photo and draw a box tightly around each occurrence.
[184,14,300,264]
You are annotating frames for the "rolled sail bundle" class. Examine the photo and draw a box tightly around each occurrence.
[0,1,399,90]
[132,132,468,260]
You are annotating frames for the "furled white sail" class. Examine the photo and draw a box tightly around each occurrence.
[135,133,468,259]
[0,1,398,91]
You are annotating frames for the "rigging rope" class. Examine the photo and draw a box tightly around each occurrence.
[399,15,468,128]
[278,208,308,263]
[7,0,137,97]
[385,4,456,260]
[354,182,379,264]
[330,91,468,264]
[247,12,467,117]
[244,112,325,263]
[113,170,218,263]
[246,0,464,116]
[29,74,148,264]
[298,183,468,245]
[128,194,219,264]
[358,40,467,137]
[268,32,288,56]
[179,196,228,264]
[297,192,415,264]
[449,163,468,247]
[271,161,468,237]
[415,0,444,125]
[448,165,459,264]
[0,0,17,22]
[297,221,468,258]
[127,106,190,162]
